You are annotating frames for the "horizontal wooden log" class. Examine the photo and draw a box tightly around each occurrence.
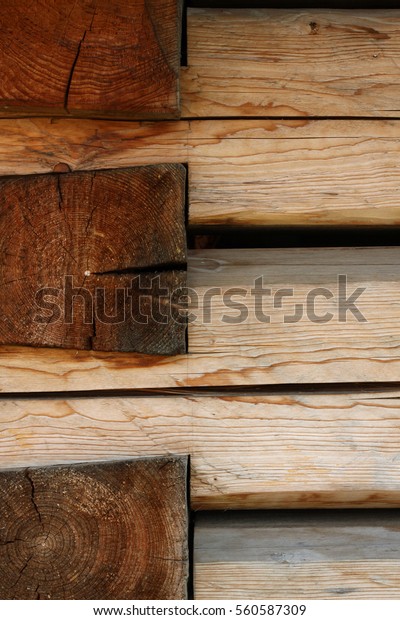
[2,247,400,390]
[186,120,400,226]
[182,8,400,118]
[0,165,187,354]
[2,391,400,509]
[194,511,400,599]
[0,0,182,118]
[0,457,188,599]
[2,118,400,226]
[189,247,400,362]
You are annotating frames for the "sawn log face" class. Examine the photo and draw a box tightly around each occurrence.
[0,165,187,354]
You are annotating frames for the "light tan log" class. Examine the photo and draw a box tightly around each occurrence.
[187,119,400,226]
[194,512,400,599]
[2,247,400,391]
[2,391,400,509]
[3,118,400,225]
[182,8,400,118]
[189,247,400,362]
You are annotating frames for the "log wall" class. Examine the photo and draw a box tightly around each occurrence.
[1,3,400,600]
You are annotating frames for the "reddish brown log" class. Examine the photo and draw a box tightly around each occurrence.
[0,458,188,600]
[0,0,182,118]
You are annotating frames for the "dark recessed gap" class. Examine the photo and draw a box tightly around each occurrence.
[3,114,400,122]
[183,163,190,231]
[184,312,189,354]
[181,115,400,121]
[183,163,190,354]
[187,1,399,8]
[181,1,188,67]
[195,509,400,521]
[187,455,195,600]
[188,226,400,250]
[2,382,400,400]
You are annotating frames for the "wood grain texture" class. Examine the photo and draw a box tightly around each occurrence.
[2,391,400,509]
[3,117,400,226]
[187,119,400,227]
[2,247,400,390]
[0,457,188,600]
[189,247,400,365]
[0,165,187,354]
[183,8,400,118]
[0,0,181,118]
[195,512,400,599]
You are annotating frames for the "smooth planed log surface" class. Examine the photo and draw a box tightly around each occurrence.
[0,0,182,118]
[2,247,400,389]
[0,457,188,600]
[0,164,187,354]
[183,8,400,118]
[195,511,400,599]
[2,391,400,509]
[3,118,400,226]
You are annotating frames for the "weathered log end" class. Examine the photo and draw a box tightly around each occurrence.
[0,457,189,600]
[0,165,187,354]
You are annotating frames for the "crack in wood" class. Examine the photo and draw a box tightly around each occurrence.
[64,31,88,113]
[24,470,42,525]
[10,554,33,590]
[0,538,24,545]
[92,262,187,276]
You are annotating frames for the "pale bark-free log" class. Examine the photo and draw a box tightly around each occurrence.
[182,8,400,118]
[2,247,400,390]
[195,512,400,599]
[189,247,400,364]
[0,165,187,354]
[0,0,182,118]
[2,391,400,509]
[0,457,188,600]
[2,118,400,226]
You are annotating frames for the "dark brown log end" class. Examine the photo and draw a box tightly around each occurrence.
[0,165,187,354]
[0,458,189,600]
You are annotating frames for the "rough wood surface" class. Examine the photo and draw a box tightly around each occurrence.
[0,457,188,600]
[189,247,400,364]
[2,118,400,226]
[187,119,400,227]
[195,511,400,599]
[183,8,400,118]
[0,165,187,354]
[0,0,181,118]
[2,391,400,509]
[2,247,400,390]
